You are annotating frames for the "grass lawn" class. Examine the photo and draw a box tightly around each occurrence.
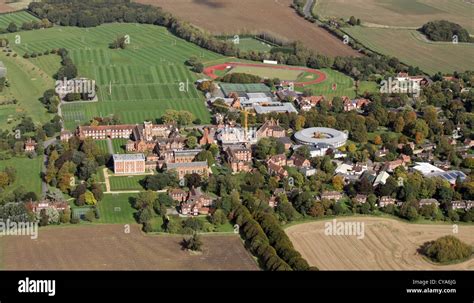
[94,138,128,154]
[0,51,54,130]
[229,65,303,81]
[0,11,39,28]
[368,127,401,142]
[0,156,43,196]
[358,81,379,95]
[303,68,357,99]
[225,37,274,53]
[28,54,62,78]
[97,193,137,224]
[109,175,145,191]
[0,23,221,130]
[343,27,473,75]
[149,216,164,232]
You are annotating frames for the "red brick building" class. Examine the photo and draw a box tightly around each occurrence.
[113,154,146,174]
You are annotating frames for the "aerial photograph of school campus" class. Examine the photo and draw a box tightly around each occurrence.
[0,0,472,272]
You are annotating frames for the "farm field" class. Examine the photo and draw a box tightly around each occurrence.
[286,217,474,270]
[109,175,145,191]
[0,10,38,28]
[0,50,54,130]
[343,27,474,75]
[97,194,137,224]
[313,0,474,33]
[140,0,360,57]
[0,224,259,270]
[0,156,43,196]
[0,23,220,130]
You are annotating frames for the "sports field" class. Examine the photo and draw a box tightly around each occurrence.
[0,156,43,196]
[28,54,62,78]
[97,193,137,224]
[0,11,38,28]
[1,23,222,129]
[0,50,54,130]
[228,37,274,53]
[109,175,145,191]
[286,217,474,270]
[230,66,303,81]
[205,62,327,86]
[301,68,359,99]
[314,0,474,32]
[343,27,474,75]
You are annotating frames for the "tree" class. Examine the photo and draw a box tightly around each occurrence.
[332,175,344,192]
[84,209,96,222]
[181,233,203,251]
[186,136,197,149]
[210,209,227,225]
[7,22,17,33]
[348,16,357,26]
[185,173,202,188]
[309,202,325,217]
[83,190,97,205]
[134,191,158,210]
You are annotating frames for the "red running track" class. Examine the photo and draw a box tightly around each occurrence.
[203,62,327,87]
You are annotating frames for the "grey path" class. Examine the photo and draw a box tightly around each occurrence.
[106,138,114,155]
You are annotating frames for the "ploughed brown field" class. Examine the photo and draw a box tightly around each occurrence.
[286,217,474,270]
[0,225,258,270]
[136,0,360,58]
[0,1,14,13]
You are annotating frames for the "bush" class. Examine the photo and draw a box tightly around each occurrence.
[421,236,472,263]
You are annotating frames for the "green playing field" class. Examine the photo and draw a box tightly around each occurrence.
[1,23,223,130]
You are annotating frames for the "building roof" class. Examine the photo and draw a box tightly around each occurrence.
[294,127,348,147]
[166,161,208,169]
[412,162,444,175]
[253,102,298,114]
[113,153,145,162]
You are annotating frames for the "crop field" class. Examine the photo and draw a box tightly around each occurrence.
[0,23,221,130]
[0,11,38,28]
[0,156,43,196]
[314,0,474,33]
[0,50,54,130]
[97,194,137,224]
[140,0,360,57]
[109,175,145,191]
[0,225,259,270]
[286,217,474,270]
[343,27,474,75]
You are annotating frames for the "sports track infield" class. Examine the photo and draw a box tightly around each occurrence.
[0,23,223,130]
[204,62,327,86]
